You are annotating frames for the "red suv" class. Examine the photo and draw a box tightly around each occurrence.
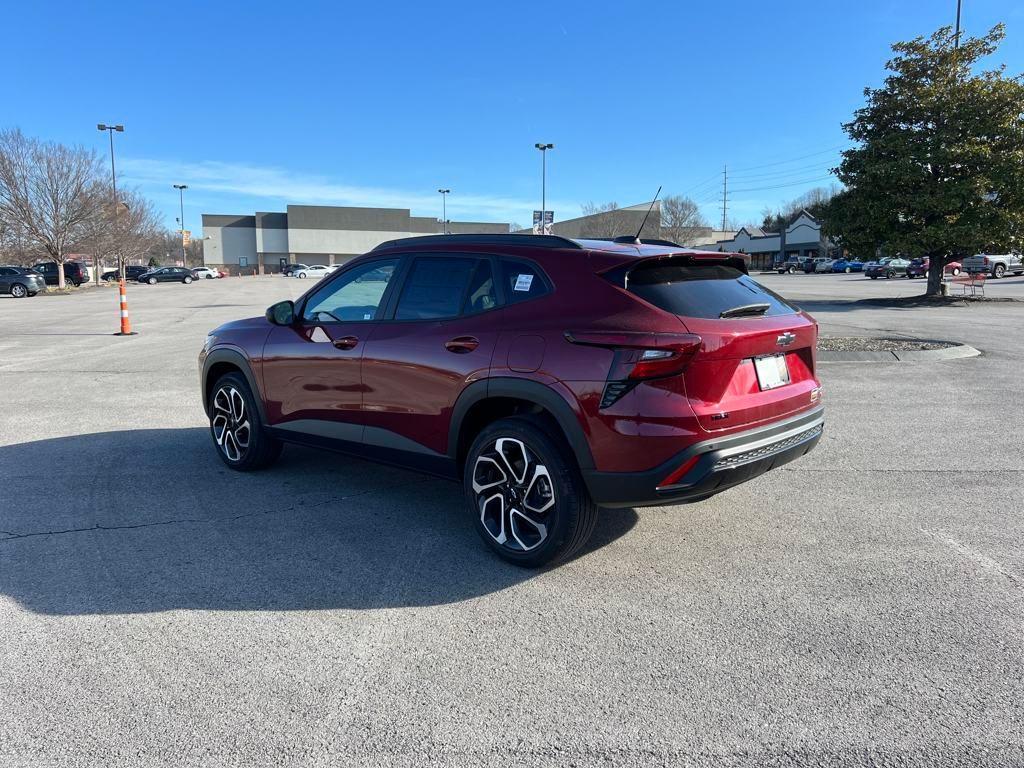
[200,234,824,566]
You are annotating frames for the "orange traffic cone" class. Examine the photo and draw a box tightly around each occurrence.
[115,278,137,336]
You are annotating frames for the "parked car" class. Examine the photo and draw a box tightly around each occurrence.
[775,256,802,274]
[0,266,46,297]
[294,264,337,279]
[961,253,1024,279]
[814,259,837,273]
[138,267,194,284]
[803,257,829,274]
[192,267,223,280]
[864,257,911,279]
[831,259,864,273]
[33,261,90,287]
[282,263,308,276]
[200,234,824,566]
[102,265,150,282]
[905,258,961,279]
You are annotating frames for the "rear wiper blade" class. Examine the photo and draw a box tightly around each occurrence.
[719,303,770,318]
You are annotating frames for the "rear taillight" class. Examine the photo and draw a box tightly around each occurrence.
[565,331,702,407]
[984,257,990,265]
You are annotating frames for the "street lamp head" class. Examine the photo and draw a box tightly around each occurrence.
[173,184,188,190]
[535,143,554,150]
[438,188,450,194]
[97,124,106,131]
[114,125,124,132]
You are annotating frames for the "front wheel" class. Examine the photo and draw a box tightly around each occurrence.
[208,373,282,470]
[951,268,961,276]
[298,272,307,279]
[184,276,193,284]
[465,416,598,568]
[993,264,1006,279]
[10,283,27,298]
[845,267,851,273]
[886,271,895,279]
[148,277,157,285]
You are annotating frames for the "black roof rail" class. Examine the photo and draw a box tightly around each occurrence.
[372,233,584,251]
[608,236,685,248]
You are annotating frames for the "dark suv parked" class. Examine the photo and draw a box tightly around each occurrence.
[200,234,825,566]
[33,261,90,287]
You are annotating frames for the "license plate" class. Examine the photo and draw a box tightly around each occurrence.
[754,354,790,390]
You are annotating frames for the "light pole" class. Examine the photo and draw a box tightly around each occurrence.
[438,189,450,234]
[954,0,962,49]
[535,143,554,233]
[173,184,188,266]
[97,123,124,281]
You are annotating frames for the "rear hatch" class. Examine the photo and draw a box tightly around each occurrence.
[620,255,819,432]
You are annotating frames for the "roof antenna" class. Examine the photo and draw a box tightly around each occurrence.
[633,186,662,244]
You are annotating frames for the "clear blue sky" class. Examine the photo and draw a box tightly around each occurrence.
[4,0,1022,233]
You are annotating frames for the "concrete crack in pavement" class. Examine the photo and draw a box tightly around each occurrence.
[0,477,438,543]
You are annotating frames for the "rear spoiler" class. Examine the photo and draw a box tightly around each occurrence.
[599,251,750,289]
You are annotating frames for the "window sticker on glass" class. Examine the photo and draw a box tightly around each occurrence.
[363,312,372,320]
[514,274,534,292]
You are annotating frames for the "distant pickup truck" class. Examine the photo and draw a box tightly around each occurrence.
[961,254,1024,279]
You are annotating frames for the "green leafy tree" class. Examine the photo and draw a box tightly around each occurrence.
[825,24,1024,295]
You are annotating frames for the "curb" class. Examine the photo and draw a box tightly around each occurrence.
[818,344,981,363]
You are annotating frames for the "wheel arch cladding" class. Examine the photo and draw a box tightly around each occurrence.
[449,378,595,471]
[202,349,268,426]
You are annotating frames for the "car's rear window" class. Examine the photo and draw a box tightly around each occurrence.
[624,261,797,319]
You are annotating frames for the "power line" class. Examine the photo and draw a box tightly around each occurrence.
[727,161,839,182]
[729,175,838,194]
[727,144,849,173]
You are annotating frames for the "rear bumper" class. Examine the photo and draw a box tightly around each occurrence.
[582,405,824,508]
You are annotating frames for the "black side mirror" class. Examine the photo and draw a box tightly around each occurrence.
[266,300,295,326]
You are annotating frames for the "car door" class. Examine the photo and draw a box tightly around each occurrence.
[261,257,401,441]
[361,254,502,458]
[0,267,13,293]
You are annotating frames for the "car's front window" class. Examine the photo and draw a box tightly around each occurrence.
[302,259,398,323]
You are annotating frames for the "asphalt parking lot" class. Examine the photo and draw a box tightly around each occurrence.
[2,273,1023,767]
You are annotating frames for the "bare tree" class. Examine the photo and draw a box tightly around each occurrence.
[80,186,164,280]
[0,129,104,288]
[660,195,710,245]
[579,201,633,238]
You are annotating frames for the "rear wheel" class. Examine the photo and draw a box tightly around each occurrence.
[951,268,961,276]
[10,283,27,298]
[184,275,193,284]
[845,267,851,273]
[993,264,1006,279]
[208,372,282,471]
[465,416,598,568]
[886,270,895,279]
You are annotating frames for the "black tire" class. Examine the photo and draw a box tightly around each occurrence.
[952,268,961,276]
[9,283,27,298]
[207,372,282,471]
[464,416,598,568]
[886,270,895,279]
[184,275,193,284]
[787,266,795,274]
[845,267,851,273]
[993,264,1006,279]
[148,276,157,285]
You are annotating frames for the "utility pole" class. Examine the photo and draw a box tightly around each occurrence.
[720,165,729,233]
[173,184,188,267]
[954,0,962,49]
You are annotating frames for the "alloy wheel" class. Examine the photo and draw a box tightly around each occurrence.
[211,385,251,462]
[11,283,27,298]
[472,437,555,552]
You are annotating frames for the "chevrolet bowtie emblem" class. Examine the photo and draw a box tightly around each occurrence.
[776,332,796,347]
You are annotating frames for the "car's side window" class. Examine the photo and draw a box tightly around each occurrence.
[394,257,477,321]
[463,259,498,315]
[500,260,549,304]
[302,259,398,323]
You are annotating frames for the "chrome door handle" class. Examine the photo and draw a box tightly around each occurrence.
[444,336,479,353]
[332,335,359,350]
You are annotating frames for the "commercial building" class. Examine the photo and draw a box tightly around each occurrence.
[202,205,510,274]
[693,210,836,270]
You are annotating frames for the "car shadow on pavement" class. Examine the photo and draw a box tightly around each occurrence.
[0,428,637,616]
